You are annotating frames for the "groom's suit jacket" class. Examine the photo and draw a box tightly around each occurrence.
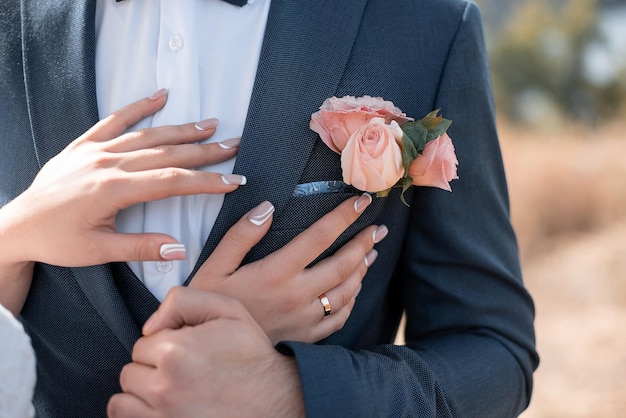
[0,0,538,416]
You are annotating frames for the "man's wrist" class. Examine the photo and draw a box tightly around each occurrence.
[269,354,305,417]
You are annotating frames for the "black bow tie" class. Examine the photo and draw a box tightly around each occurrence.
[115,0,247,6]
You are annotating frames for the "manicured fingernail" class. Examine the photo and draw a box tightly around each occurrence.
[149,88,168,100]
[218,137,241,150]
[372,225,388,243]
[159,243,186,260]
[248,201,275,226]
[221,174,247,185]
[354,193,373,213]
[364,249,378,267]
[194,118,219,131]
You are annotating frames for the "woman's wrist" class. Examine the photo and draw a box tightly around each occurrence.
[0,260,34,315]
[0,198,37,315]
[0,194,37,265]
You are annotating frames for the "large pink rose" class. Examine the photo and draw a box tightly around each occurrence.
[341,118,404,192]
[310,95,413,153]
[408,133,458,191]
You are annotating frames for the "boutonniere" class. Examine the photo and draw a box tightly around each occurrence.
[310,95,458,205]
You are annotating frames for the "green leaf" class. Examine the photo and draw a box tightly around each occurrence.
[401,122,428,154]
[400,132,418,175]
[376,189,390,198]
[415,109,453,143]
[397,176,414,207]
[426,118,452,142]
[419,109,443,130]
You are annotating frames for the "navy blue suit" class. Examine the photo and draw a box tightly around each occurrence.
[0,0,538,416]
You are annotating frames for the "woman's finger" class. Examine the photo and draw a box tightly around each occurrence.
[191,201,275,289]
[265,193,373,275]
[88,231,186,265]
[105,118,222,153]
[112,169,246,208]
[117,140,239,173]
[302,224,387,298]
[307,295,357,341]
[313,250,374,317]
[82,89,170,143]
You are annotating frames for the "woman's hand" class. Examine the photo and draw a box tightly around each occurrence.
[1,89,244,268]
[190,194,387,344]
[0,90,243,314]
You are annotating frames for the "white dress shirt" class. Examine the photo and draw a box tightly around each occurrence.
[95,0,271,301]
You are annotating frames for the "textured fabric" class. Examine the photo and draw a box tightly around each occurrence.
[117,0,248,6]
[0,0,538,417]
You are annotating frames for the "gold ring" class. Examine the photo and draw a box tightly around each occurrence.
[319,294,331,318]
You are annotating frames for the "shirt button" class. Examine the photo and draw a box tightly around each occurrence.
[155,261,173,274]
[168,34,184,52]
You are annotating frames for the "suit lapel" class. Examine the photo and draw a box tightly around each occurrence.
[72,266,141,353]
[190,0,368,278]
[20,0,369,342]
[21,0,138,353]
[21,0,100,166]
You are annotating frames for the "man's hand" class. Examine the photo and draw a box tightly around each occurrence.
[108,287,305,418]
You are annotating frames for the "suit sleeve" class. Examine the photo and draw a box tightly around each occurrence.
[278,3,539,417]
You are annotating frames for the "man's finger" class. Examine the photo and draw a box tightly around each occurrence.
[108,392,156,418]
[142,287,245,335]
[191,201,275,288]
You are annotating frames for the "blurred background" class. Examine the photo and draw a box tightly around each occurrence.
[474,0,626,416]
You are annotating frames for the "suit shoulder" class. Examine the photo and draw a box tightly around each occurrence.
[399,0,483,27]
[408,0,478,14]
[364,0,483,33]
[0,1,22,52]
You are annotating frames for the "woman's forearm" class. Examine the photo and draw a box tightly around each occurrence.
[0,198,36,315]
[0,260,34,315]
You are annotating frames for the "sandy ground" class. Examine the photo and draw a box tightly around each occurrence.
[501,125,626,417]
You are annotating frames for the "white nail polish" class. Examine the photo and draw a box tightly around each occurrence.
[222,174,247,185]
[364,249,378,267]
[194,118,219,131]
[218,137,241,150]
[354,193,373,212]
[248,201,275,226]
[372,225,388,243]
[160,243,186,260]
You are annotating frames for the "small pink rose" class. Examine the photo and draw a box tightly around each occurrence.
[341,118,404,193]
[310,95,413,153]
[408,133,458,192]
